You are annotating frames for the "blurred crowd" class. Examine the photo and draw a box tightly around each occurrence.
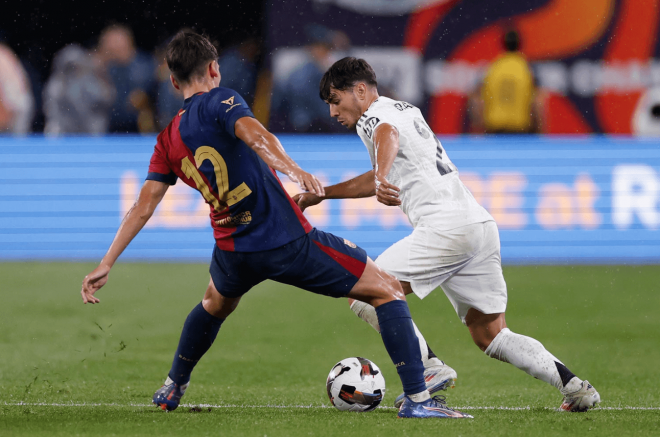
[1,24,659,136]
[0,24,260,136]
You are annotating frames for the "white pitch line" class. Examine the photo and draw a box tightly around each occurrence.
[3,402,660,411]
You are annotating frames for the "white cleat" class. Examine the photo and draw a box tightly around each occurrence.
[559,380,601,412]
[394,364,457,408]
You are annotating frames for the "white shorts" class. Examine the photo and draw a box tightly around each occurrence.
[375,220,507,324]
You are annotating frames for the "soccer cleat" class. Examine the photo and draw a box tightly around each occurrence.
[559,380,601,412]
[398,395,473,419]
[153,379,188,411]
[393,364,457,408]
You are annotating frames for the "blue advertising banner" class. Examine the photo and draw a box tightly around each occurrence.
[1,135,658,264]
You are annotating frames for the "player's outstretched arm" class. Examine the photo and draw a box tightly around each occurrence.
[293,123,402,211]
[234,117,325,197]
[80,180,169,304]
[293,170,376,212]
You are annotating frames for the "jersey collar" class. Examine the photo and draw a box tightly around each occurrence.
[183,91,206,107]
[362,97,380,117]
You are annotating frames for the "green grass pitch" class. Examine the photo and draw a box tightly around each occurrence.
[0,262,658,436]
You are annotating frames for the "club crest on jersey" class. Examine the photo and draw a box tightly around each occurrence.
[413,117,430,139]
[221,96,242,112]
[363,117,380,139]
[343,238,357,249]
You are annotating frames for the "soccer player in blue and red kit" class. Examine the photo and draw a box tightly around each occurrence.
[80,31,470,419]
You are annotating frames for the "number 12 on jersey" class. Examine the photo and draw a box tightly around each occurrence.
[181,146,252,212]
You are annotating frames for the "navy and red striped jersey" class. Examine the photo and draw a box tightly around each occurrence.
[146,87,312,252]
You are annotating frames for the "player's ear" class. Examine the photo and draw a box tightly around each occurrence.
[355,83,367,100]
[208,60,221,86]
[210,60,220,79]
[170,74,180,91]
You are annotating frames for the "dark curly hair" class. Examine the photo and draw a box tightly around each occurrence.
[319,57,378,101]
[166,30,218,84]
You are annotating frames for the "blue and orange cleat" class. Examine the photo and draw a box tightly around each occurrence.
[153,378,188,411]
[394,363,457,408]
[398,395,473,419]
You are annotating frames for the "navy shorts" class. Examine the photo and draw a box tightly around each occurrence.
[209,228,368,299]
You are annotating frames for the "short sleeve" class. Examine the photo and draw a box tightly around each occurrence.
[360,112,399,142]
[212,88,255,139]
[146,138,178,185]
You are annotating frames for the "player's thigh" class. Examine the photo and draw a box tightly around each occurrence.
[376,225,477,300]
[272,229,370,299]
[209,245,263,299]
[347,257,405,308]
[441,221,508,324]
[373,232,415,283]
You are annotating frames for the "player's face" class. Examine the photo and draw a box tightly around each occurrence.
[326,87,363,130]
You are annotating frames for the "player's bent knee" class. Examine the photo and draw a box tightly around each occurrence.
[466,309,507,352]
[471,333,493,352]
[469,323,506,351]
[348,259,405,308]
[202,293,240,319]
[202,278,241,319]
[378,274,405,300]
[399,281,414,296]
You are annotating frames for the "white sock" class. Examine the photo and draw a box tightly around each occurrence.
[412,323,431,367]
[562,377,584,394]
[408,390,431,403]
[484,328,582,393]
[350,300,442,369]
[350,300,380,331]
[165,376,189,393]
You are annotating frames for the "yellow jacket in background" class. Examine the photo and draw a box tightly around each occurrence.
[482,52,534,133]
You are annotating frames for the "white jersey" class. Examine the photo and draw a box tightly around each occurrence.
[356,96,493,230]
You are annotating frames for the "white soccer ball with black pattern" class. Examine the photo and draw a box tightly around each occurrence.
[326,357,386,412]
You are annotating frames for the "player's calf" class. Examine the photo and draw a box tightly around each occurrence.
[473,310,601,412]
[349,298,458,408]
[156,280,236,409]
[350,299,449,368]
[347,259,431,404]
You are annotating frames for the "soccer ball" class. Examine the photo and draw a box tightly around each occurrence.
[326,357,386,412]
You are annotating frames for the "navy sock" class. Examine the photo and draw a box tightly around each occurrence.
[375,300,426,396]
[168,302,224,385]
[427,343,438,361]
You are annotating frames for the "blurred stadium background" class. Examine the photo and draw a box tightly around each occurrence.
[1,0,659,263]
[1,2,659,435]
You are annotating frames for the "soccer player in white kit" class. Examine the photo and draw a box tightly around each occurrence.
[294,57,601,412]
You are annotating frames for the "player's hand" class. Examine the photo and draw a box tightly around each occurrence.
[287,168,325,197]
[375,175,401,206]
[293,192,323,212]
[81,264,111,304]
